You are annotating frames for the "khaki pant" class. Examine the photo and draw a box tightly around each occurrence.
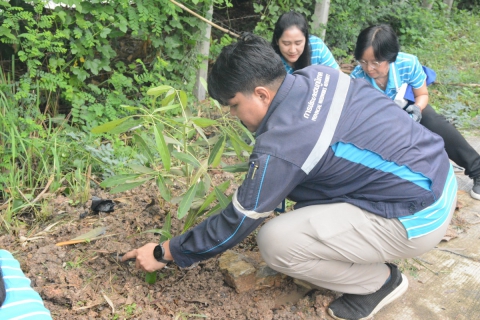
[257,201,455,294]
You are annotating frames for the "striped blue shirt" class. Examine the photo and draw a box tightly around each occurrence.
[398,165,457,239]
[350,52,426,99]
[0,250,52,320]
[282,35,339,74]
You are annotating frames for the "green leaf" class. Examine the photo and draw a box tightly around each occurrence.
[214,186,230,209]
[191,117,218,127]
[205,202,223,217]
[196,180,230,214]
[108,118,144,134]
[156,175,172,202]
[199,76,208,91]
[91,117,129,134]
[161,91,176,106]
[222,162,250,173]
[178,183,198,219]
[208,134,226,167]
[154,123,171,171]
[152,104,181,113]
[110,178,151,193]
[129,164,155,174]
[133,134,155,164]
[179,90,188,107]
[159,212,172,242]
[172,151,201,168]
[100,27,111,38]
[147,85,173,97]
[100,174,141,188]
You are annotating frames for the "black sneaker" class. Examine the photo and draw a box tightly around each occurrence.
[327,263,408,320]
[470,177,480,200]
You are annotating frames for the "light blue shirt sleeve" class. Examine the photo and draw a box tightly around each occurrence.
[0,250,52,320]
[309,35,340,70]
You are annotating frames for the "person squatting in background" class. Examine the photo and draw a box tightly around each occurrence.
[271,11,339,73]
[350,24,480,200]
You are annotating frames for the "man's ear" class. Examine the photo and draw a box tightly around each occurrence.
[253,86,275,107]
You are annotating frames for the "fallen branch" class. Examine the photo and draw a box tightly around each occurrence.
[170,0,240,38]
[31,175,55,205]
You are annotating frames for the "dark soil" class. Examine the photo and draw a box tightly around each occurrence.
[0,170,340,319]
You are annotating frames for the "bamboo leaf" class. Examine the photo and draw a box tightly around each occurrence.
[91,118,129,134]
[108,118,144,134]
[147,85,173,97]
[191,117,218,127]
[110,178,150,193]
[154,123,171,171]
[161,91,176,106]
[228,133,244,160]
[205,203,223,217]
[153,104,181,113]
[196,180,230,214]
[172,151,201,168]
[100,174,141,188]
[208,134,226,167]
[129,164,155,174]
[214,187,230,209]
[179,90,188,107]
[222,162,249,173]
[133,134,155,164]
[177,183,198,219]
[156,175,172,202]
[199,76,208,91]
[159,212,172,242]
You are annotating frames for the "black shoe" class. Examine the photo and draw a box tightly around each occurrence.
[327,263,408,320]
[470,177,480,200]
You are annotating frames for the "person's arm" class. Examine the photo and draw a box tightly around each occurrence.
[412,82,429,111]
[123,153,305,269]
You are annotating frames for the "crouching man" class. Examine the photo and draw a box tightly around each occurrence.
[123,34,457,320]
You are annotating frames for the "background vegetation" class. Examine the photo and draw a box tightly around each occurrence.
[0,0,479,233]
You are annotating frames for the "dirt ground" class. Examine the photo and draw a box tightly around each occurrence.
[0,169,345,320]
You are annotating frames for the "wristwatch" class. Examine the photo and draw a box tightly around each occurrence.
[153,242,173,264]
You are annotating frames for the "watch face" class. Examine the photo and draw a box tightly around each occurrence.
[153,244,163,261]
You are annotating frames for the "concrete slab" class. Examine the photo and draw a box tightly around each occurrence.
[376,132,480,320]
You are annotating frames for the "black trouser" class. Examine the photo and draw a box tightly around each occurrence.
[421,104,480,178]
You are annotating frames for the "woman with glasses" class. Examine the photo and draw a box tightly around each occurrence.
[272,11,339,74]
[351,24,480,200]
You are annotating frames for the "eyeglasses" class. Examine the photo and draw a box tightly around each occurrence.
[357,60,385,70]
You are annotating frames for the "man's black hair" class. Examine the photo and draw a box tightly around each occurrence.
[354,24,400,63]
[208,33,286,106]
[271,11,311,71]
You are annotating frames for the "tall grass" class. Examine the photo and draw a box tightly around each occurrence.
[0,66,93,232]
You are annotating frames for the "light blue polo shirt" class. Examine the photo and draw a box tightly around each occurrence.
[282,35,340,74]
[350,52,426,98]
[0,250,52,320]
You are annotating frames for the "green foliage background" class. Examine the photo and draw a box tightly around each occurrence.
[0,0,479,231]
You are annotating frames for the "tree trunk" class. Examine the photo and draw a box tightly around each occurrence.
[312,0,330,39]
[443,0,455,13]
[193,3,213,101]
[422,0,433,9]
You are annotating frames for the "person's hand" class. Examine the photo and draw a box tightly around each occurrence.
[404,104,422,122]
[121,242,166,272]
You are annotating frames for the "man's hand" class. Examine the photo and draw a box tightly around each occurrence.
[404,104,422,122]
[121,243,166,272]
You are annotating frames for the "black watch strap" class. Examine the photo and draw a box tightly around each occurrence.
[153,242,173,264]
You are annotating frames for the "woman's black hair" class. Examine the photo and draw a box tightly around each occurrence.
[354,24,400,63]
[271,11,311,71]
